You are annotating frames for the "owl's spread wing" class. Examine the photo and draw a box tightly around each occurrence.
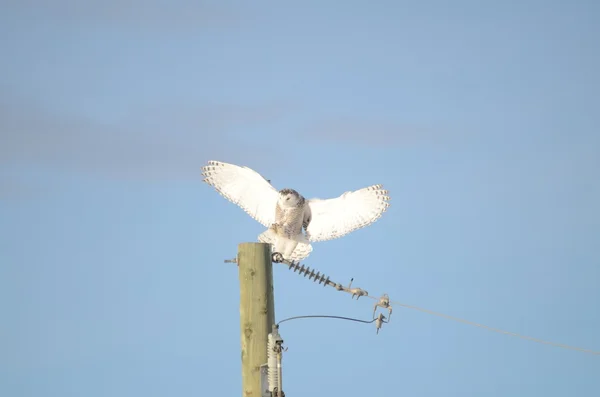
[305,184,390,242]
[202,160,279,227]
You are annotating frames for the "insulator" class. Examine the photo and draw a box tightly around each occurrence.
[267,333,278,392]
[286,261,333,287]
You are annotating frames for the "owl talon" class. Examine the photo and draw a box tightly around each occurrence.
[272,252,284,263]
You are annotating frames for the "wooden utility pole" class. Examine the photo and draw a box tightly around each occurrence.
[238,242,275,397]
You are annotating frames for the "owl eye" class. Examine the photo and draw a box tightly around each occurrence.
[286,197,290,201]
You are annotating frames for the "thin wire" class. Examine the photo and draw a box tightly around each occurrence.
[271,259,598,355]
[365,295,600,355]
[277,315,377,326]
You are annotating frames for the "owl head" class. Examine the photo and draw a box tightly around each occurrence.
[278,188,304,208]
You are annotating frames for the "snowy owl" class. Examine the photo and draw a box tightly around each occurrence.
[201,160,390,262]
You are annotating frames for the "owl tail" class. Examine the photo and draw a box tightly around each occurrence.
[257,229,313,262]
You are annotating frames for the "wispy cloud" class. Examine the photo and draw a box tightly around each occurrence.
[302,118,464,147]
[4,0,246,32]
[0,176,44,202]
[0,95,287,181]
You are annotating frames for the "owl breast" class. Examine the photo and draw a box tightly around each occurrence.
[276,206,305,237]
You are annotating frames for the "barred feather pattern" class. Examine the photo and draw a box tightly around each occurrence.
[201,160,279,228]
[305,184,391,242]
[201,160,391,261]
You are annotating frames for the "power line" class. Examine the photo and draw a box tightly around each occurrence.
[277,315,378,326]
[363,295,600,356]
[266,257,600,356]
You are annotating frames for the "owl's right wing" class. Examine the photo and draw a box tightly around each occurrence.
[202,160,279,228]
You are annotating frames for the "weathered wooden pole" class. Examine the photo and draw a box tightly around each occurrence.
[238,242,275,397]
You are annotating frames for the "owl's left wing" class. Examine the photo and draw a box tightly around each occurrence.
[305,184,390,242]
[202,160,279,227]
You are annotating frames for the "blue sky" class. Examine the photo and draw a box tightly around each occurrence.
[2,0,599,396]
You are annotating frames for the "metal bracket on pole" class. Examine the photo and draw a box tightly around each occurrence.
[375,313,388,334]
[373,293,393,321]
[260,364,270,397]
[346,278,369,300]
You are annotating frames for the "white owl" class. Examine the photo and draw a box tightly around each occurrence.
[201,160,390,262]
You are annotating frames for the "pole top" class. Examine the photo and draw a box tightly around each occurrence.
[238,242,271,248]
